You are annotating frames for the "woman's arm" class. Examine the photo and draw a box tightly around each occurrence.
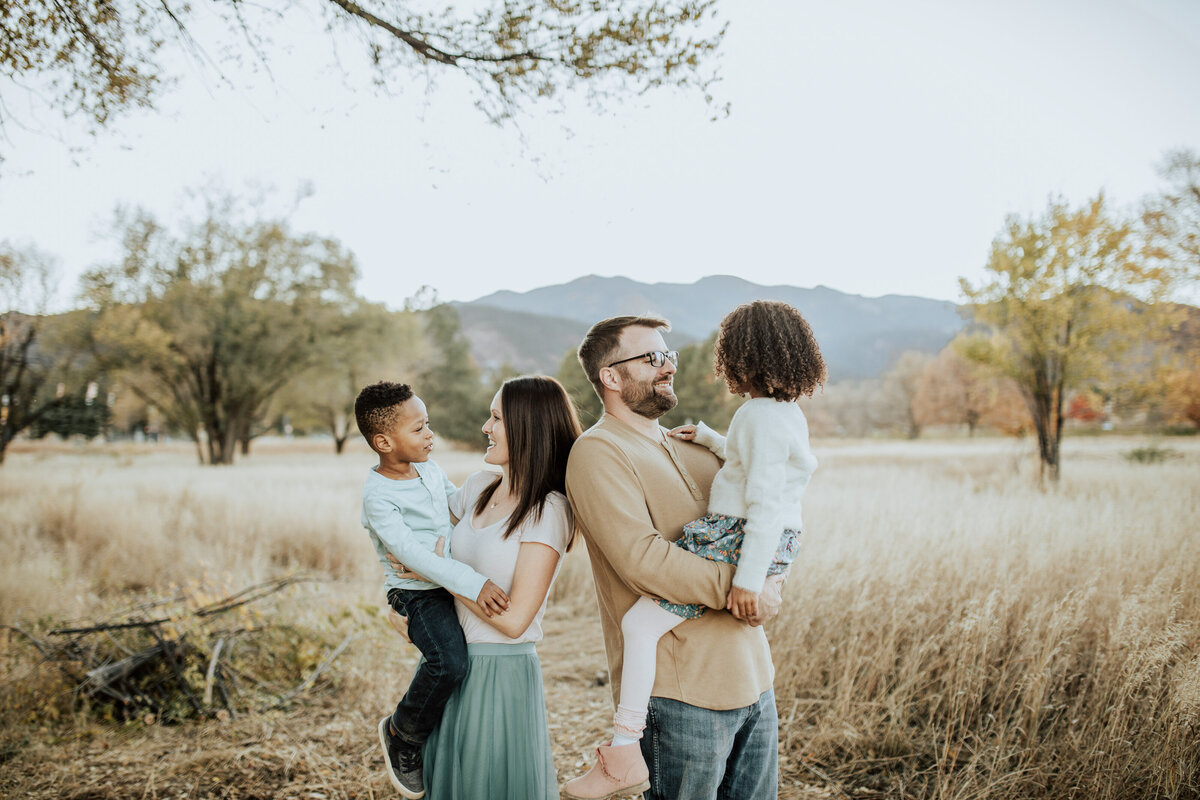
[387,539,558,633]
[458,542,560,639]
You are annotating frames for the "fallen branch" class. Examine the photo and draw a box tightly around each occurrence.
[47,575,317,636]
[8,575,347,722]
[203,637,226,706]
[268,633,355,708]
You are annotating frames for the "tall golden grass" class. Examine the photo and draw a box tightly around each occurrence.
[1,435,1197,798]
[774,437,1200,799]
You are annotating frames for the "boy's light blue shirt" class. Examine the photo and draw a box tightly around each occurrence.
[361,459,488,600]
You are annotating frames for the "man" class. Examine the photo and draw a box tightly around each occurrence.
[564,315,785,800]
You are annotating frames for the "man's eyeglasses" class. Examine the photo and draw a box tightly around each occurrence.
[606,350,679,369]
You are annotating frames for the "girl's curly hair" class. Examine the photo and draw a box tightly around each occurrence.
[713,301,826,400]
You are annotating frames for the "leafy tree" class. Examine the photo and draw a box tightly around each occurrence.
[280,302,425,453]
[0,245,83,463]
[1144,149,1200,286]
[2,0,725,139]
[1162,368,1200,430]
[914,346,1028,437]
[415,303,488,446]
[960,195,1176,482]
[1159,305,1200,431]
[877,351,931,439]
[82,195,360,464]
[810,379,871,438]
[1064,391,1104,425]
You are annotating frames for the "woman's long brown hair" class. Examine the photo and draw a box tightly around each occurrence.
[474,375,583,547]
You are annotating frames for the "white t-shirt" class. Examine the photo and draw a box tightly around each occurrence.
[447,471,572,645]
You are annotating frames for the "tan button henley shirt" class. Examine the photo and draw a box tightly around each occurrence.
[565,413,776,711]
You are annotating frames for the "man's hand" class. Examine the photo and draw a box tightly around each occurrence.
[387,606,411,643]
[667,424,698,440]
[726,586,760,620]
[476,579,510,618]
[742,573,785,627]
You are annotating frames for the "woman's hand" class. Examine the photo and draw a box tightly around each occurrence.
[458,542,559,639]
[387,606,411,643]
[667,424,698,440]
[386,537,446,583]
[726,586,760,620]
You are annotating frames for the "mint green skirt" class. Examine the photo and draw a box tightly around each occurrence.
[423,643,557,800]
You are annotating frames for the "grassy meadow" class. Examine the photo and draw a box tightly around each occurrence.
[1,434,1197,799]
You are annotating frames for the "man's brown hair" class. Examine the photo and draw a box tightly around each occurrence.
[576,315,671,398]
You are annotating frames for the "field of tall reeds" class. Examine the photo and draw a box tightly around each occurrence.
[1,435,1197,799]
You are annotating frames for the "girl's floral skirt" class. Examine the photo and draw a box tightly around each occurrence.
[657,513,800,619]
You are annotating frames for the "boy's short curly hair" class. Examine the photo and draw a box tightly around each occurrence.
[354,381,414,445]
[714,301,826,401]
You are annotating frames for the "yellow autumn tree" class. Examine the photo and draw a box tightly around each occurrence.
[960,194,1177,482]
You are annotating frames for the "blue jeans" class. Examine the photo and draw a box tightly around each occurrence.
[640,689,778,800]
[386,587,469,747]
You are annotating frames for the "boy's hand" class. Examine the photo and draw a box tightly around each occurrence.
[726,586,760,620]
[386,535,446,583]
[667,424,698,440]
[476,579,510,618]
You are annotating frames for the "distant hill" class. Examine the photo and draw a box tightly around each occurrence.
[452,304,591,375]
[456,275,965,380]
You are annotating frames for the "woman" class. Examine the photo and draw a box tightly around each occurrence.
[387,374,582,800]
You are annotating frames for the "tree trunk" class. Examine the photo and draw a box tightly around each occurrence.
[965,408,980,438]
[192,430,207,465]
[219,423,237,465]
[202,417,235,465]
[327,409,350,455]
[1028,392,1062,484]
[1024,370,1060,485]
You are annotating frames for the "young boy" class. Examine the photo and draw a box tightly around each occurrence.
[355,381,509,799]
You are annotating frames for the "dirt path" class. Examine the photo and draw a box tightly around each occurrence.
[2,603,832,799]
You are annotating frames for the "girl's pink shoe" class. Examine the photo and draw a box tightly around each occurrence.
[562,741,650,800]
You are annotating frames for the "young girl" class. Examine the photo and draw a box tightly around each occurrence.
[564,300,825,800]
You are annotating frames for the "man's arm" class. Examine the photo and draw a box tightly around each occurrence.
[364,495,487,600]
[566,436,733,609]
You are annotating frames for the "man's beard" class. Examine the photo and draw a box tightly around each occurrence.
[618,367,678,419]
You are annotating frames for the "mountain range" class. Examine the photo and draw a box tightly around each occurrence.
[452,275,966,381]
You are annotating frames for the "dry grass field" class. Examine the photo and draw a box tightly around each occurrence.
[1,434,1197,799]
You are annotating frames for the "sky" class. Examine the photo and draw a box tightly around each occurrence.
[2,0,1199,312]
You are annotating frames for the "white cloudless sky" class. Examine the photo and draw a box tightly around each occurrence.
[2,0,1198,311]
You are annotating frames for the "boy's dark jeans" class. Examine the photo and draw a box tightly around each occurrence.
[386,587,469,748]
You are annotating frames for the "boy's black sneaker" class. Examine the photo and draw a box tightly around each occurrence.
[378,716,425,799]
